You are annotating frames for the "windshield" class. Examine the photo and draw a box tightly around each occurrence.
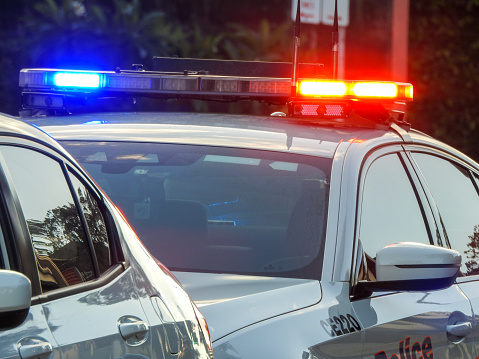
[61,141,331,280]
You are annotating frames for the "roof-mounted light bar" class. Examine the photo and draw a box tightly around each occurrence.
[20,68,413,102]
[19,63,413,123]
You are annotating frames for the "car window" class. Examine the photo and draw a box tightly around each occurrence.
[358,153,431,281]
[0,146,98,292]
[68,171,111,274]
[0,221,5,269]
[61,140,332,280]
[412,152,479,276]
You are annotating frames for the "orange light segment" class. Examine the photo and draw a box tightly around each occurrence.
[352,82,398,98]
[404,85,413,99]
[299,80,347,97]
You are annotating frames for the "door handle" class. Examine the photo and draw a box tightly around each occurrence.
[446,321,473,337]
[18,337,53,359]
[119,320,150,341]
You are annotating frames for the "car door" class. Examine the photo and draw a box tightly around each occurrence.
[350,147,474,358]
[0,143,155,358]
[0,179,61,359]
[408,147,479,358]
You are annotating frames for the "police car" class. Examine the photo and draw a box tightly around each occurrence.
[0,112,213,358]
[16,57,479,359]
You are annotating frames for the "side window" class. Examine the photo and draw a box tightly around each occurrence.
[359,153,430,281]
[412,153,479,276]
[0,222,5,269]
[69,171,111,274]
[0,146,96,292]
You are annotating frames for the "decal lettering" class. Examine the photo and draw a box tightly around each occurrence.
[375,336,433,359]
[330,317,342,336]
[411,342,422,359]
[422,336,433,359]
[320,314,361,337]
[347,314,361,331]
[320,319,334,337]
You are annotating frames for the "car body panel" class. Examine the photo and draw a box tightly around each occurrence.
[352,288,474,358]
[0,305,61,359]
[212,281,363,359]
[173,271,322,341]
[41,268,148,357]
[32,112,375,158]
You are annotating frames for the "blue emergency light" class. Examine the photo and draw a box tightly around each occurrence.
[53,72,101,88]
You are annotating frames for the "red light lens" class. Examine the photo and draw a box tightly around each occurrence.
[352,82,397,98]
[299,80,347,96]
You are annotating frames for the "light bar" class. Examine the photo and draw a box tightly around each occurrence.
[19,64,414,122]
[299,80,413,101]
[20,69,413,102]
[19,68,291,99]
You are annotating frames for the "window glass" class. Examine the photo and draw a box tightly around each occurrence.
[0,222,5,270]
[61,141,332,280]
[0,146,95,291]
[359,153,430,281]
[413,153,479,276]
[69,172,111,274]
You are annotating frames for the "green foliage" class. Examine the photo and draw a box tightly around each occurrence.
[409,0,479,160]
[21,0,189,68]
[0,0,295,115]
[227,20,293,61]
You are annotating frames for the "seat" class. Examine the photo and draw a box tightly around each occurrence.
[139,199,208,269]
[286,179,326,259]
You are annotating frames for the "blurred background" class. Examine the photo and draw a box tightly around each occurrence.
[0,0,478,159]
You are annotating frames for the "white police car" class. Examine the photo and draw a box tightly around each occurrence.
[0,111,213,358]
[17,58,479,358]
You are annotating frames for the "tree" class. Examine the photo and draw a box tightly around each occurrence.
[465,224,479,275]
[408,0,479,160]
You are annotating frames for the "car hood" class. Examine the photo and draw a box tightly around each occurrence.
[172,271,322,342]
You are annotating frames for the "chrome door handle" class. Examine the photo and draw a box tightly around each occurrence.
[18,338,53,359]
[119,320,149,341]
[446,321,473,337]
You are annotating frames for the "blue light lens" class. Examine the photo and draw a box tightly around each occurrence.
[53,72,101,88]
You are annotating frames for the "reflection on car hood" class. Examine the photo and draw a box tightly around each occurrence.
[172,271,322,342]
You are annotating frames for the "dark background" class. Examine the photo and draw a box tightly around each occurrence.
[1,0,478,159]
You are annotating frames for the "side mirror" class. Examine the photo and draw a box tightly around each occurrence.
[357,242,461,293]
[0,270,31,329]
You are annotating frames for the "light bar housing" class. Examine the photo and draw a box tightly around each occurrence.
[19,68,291,102]
[19,59,413,124]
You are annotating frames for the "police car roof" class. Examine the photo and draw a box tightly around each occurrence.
[0,112,71,154]
[29,111,409,158]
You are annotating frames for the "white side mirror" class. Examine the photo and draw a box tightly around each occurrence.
[376,242,461,282]
[0,270,31,329]
[357,242,461,294]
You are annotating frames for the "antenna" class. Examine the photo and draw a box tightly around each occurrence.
[331,0,339,79]
[291,0,301,97]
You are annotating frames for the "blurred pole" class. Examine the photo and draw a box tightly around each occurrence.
[291,0,301,97]
[392,0,410,81]
[338,27,346,79]
[331,0,338,79]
